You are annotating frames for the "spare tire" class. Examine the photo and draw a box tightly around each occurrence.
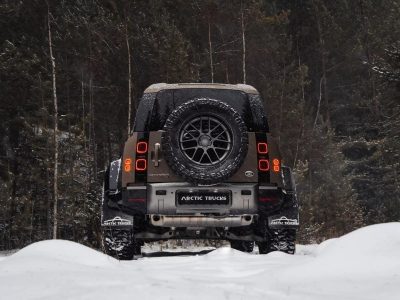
[162,98,248,184]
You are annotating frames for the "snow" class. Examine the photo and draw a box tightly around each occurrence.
[1,223,400,300]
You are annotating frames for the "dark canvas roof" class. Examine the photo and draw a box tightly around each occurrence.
[143,83,259,94]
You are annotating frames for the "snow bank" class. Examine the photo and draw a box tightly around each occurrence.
[10,240,116,266]
[273,223,400,300]
[0,223,399,300]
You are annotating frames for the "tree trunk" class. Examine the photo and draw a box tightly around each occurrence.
[208,19,214,83]
[312,76,324,132]
[359,0,378,115]
[47,6,59,240]
[278,64,286,148]
[81,71,87,152]
[241,4,246,84]
[293,42,306,169]
[126,21,132,135]
[89,77,97,179]
[313,0,330,129]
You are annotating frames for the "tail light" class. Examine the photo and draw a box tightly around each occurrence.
[258,159,270,171]
[257,142,268,154]
[135,139,148,172]
[136,141,148,154]
[258,140,270,172]
[256,135,269,173]
[135,158,147,171]
[256,133,271,183]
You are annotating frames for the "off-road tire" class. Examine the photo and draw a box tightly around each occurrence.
[257,229,296,254]
[230,240,254,253]
[102,228,141,260]
[162,98,248,185]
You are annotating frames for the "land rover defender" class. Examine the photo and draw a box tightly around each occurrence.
[101,83,299,259]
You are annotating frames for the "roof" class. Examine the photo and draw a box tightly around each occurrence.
[143,83,259,94]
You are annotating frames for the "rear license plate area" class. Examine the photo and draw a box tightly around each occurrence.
[176,190,231,205]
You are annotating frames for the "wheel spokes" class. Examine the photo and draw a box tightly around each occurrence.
[180,116,232,165]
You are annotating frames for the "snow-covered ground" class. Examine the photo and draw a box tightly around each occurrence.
[1,223,399,300]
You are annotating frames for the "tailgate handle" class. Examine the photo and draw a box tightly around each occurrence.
[154,143,160,167]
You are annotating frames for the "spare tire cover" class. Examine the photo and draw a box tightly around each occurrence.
[161,98,248,184]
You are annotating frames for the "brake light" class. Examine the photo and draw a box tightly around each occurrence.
[124,158,132,172]
[258,159,270,171]
[257,142,268,154]
[135,158,147,171]
[136,141,148,154]
[272,158,280,172]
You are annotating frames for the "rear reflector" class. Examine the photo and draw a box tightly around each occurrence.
[136,141,148,154]
[135,158,147,171]
[258,159,270,171]
[272,158,280,172]
[257,142,268,154]
[259,197,274,202]
[128,198,146,203]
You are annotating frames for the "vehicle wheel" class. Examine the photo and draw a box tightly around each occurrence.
[230,240,254,253]
[257,229,296,254]
[102,228,141,260]
[162,98,248,184]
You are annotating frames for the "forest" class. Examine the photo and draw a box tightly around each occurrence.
[0,0,399,250]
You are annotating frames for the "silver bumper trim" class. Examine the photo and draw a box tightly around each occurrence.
[259,186,278,190]
[127,186,146,190]
[150,215,254,227]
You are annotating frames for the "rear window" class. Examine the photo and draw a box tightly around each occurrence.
[133,88,268,132]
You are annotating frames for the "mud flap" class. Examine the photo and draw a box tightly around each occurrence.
[268,166,300,229]
[268,208,299,229]
[101,189,133,228]
[101,159,133,229]
[101,210,133,228]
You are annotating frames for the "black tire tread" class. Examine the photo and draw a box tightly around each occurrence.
[230,240,254,253]
[102,228,141,260]
[258,229,296,254]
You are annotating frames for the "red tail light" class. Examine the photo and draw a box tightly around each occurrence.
[135,158,147,171]
[272,158,280,172]
[258,159,270,171]
[136,141,148,154]
[257,142,268,154]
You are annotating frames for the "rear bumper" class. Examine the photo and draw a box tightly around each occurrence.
[104,183,299,231]
[145,182,258,215]
[122,182,286,217]
[121,183,288,228]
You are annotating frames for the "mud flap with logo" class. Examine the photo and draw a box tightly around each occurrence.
[101,159,133,228]
[101,208,133,228]
[268,208,299,229]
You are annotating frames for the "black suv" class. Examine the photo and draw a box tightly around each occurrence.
[101,83,299,259]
